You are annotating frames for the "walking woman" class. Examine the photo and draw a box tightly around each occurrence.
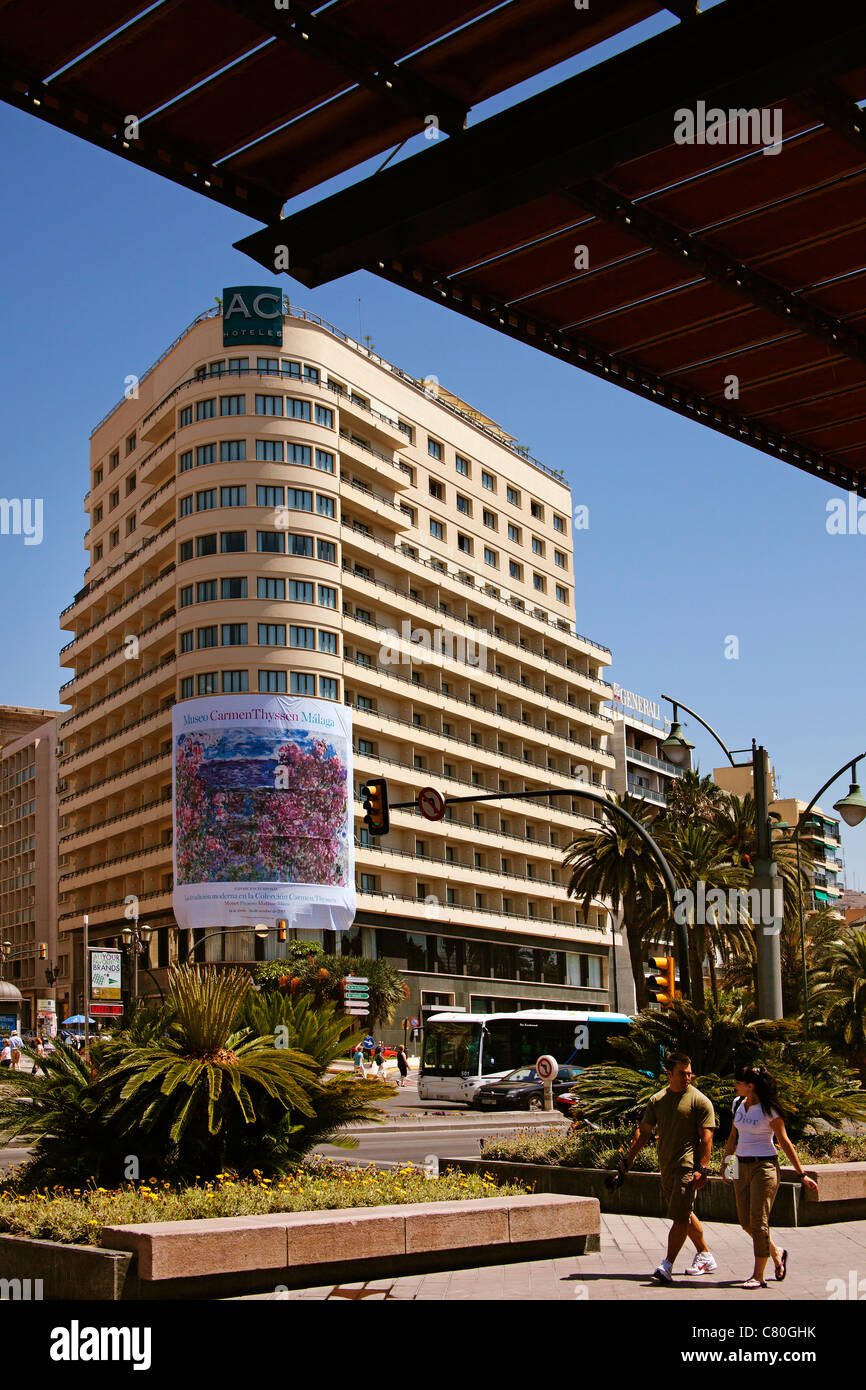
[396,1044,409,1088]
[722,1064,819,1288]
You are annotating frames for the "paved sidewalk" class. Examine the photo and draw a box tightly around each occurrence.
[242,1214,866,1301]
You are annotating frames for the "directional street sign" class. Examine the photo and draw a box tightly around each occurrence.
[418,787,445,820]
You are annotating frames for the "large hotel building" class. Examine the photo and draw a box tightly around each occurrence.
[58,301,619,1036]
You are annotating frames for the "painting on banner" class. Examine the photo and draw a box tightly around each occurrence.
[172,695,355,932]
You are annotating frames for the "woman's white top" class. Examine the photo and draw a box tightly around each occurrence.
[733,1097,781,1157]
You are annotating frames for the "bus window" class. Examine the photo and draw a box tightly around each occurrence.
[422,1022,481,1076]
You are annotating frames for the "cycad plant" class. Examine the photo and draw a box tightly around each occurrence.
[811,928,866,1071]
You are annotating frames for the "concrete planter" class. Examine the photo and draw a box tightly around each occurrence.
[0,1233,133,1300]
[442,1158,866,1227]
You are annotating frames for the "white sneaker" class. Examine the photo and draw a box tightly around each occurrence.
[652,1259,674,1284]
[685,1251,718,1275]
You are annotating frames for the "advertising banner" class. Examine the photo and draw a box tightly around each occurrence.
[172,695,355,933]
[89,948,123,1002]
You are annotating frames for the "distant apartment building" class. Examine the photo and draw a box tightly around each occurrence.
[0,706,63,1030]
[57,301,619,1033]
[608,684,685,808]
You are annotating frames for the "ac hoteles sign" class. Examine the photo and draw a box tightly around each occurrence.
[222,285,283,346]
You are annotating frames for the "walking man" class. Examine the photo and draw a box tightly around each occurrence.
[607,1051,718,1283]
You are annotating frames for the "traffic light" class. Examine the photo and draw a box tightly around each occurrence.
[646,955,677,1007]
[361,777,390,835]
[38,942,47,959]
[277,921,287,943]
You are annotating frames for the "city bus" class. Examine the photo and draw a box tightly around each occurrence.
[418,1009,633,1104]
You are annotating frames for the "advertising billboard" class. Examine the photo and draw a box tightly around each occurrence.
[89,948,123,1002]
[172,695,355,932]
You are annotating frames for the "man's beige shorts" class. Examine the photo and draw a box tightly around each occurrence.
[660,1166,698,1222]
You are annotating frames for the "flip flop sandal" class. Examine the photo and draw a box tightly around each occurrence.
[741,1278,767,1289]
[775,1250,788,1282]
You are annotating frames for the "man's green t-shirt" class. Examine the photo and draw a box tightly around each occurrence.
[641,1084,717,1174]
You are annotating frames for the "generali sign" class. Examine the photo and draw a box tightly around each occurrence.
[611,683,667,724]
[222,285,283,347]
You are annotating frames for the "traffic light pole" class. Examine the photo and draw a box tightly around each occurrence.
[384,782,690,997]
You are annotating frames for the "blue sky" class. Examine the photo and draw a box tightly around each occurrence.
[1,2,864,888]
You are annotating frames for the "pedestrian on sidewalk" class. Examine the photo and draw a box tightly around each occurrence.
[373,1043,386,1081]
[607,1051,718,1284]
[353,1044,367,1080]
[722,1063,819,1289]
[396,1044,409,1087]
[31,1038,47,1076]
[0,1040,11,1069]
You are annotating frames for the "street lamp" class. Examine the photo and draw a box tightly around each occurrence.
[661,694,782,1019]
[121,920,153,1007]
[833,764,866,828]
[659,706,697,768]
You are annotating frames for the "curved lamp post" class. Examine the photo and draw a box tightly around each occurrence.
[660,694,782,1018]
[775,752,866,1035]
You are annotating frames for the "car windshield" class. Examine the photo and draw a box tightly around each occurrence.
[504,1068,538,1083]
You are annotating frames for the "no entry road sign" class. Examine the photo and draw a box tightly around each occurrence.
[418,787,445,820]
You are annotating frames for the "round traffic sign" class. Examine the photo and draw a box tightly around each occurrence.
[536,1054,558,1082]
[410,1017,419,1028]
[418,786,445,820]
[363,1035,375,1049]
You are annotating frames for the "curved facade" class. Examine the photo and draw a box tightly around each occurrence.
[59,305,619,1031]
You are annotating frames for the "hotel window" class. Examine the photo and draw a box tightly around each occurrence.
[508,524,521,544]
[531,500,544,520]
[456,494,470,515]
[360,873,378,894]
[93,466,104,486]
[109,488,120,510]
[196,444,217,466]
[316,494,335,518]
[484,547,498,567]
[554,514,566,533]
[259,623,286,646]
[430,519,444,540]
[220,395,245,416]
[428,439,442,460]
[290,626,315,649]
[196,399,216,421]
[109,450,120,471]
[555,584,568,603]
[509,560,522,579]
[126,515,137,536]
[179,406,193,427]
[221,624,247,646]
[257,485,284,507]
[319,677,338,700]
[554,549,566,568]
[91,504,103,525]
[180,450,193,472]
[180,677,194,698]
[197,672,218,695]
[180,496,193,518]
[222,671,248,693]
[285,397,311,421]
[285,533,313,557]
[196,489,217,511]
[532,537,544,556]
[126,432,137,454]
[482,470,495,491]
[221,486,246,508]
[197,626,218,649]
[256,394,283,416]
[180,585,194,608]
[220,531,247,553]
[429,479,443,501]
[287,443,312,465]
[457,534,472,554]
[315,449,335,473]
[507,486,520,506]
[197,580,217,602]
[358,738,374,756]
[455,455,469,476]
[220,441,246,463]
[258,670,287,693]
[221,577,247,600]
[228,358,249,375]
[256,440,284,462]
[318,584,337,608]
[303,365,319,383]
[318,630,338,654]
[398,462,415,482]
[483,509,497,529]
[109,528,120,548]
[180,631,194,654]
[533,573,546,592]
[257,531,285,553]
[259,576,286,600]
[125,473,137,496]
[317,539,336,563]
[315,404,334,427]
[286,488,313,511]
[179,540,193,562]
[257,357,279,375]
[290,673,315,696]
[209,360,226,377]
[289,579,314,602]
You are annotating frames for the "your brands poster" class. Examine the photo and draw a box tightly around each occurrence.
[172,695,355,932]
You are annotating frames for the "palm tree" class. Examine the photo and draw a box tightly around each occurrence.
[811,928,866,1072]
[563,794,671,1009]
[663,770,727,829]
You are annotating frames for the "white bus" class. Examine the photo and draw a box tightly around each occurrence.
[418,1009,633,1104]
